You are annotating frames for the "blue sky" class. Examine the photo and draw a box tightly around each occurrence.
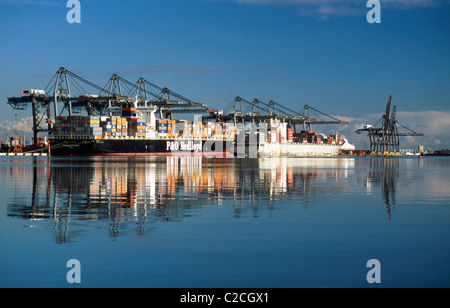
[0,0,449,149]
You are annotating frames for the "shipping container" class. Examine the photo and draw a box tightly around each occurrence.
[22,89,46,97]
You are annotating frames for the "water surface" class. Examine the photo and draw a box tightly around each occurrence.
[0,156,449,287]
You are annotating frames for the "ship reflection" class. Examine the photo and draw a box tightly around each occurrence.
[5,156,400,243]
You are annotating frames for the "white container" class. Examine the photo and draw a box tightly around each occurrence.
[78,94,99,98]
[22,89,46,97]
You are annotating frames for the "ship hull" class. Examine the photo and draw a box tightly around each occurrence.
[258,142,341,157]
[48,138,342,157]
[49,138,235,157]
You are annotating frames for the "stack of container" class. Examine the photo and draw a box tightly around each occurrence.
[223,123,230,139]
[167,120,174,138]
[278,128,283,143]
[128,118,146,137]
[326,135,342,145]
[54,116,69,136]
[88,117,103,139]
[179,121,237,140]
[289,131,344,145]
[201,122,207,138]
[104,119,112,137]
[117,117,128,137]
[111,118,117,136]
[316,135,322,144]
[215,123,223,140]
[287,128,294,142]
[292,131,316,144]
[107,117,117,137]
[54,116,103,140]
[54,118,240,140]
[220,122,235,140]
[157,120,167,138]
[182,121,193,138]
[193,121,202,138]
[206,122,214,138]
[263,119,288,143]
[122,105,137,117]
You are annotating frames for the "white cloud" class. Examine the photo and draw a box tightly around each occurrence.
[396,111,450,137]
[0,116,34,135]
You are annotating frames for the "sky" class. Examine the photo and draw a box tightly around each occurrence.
[0,0,449,150]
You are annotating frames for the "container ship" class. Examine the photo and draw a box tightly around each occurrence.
[6,68,350,157]
[47,106,345,157]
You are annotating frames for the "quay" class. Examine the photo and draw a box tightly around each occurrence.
[0,153,48,157]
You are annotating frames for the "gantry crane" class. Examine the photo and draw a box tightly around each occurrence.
[7,67,350,150]
[6,67,211,148]
[213,96,348,131]
[356,95,423,155]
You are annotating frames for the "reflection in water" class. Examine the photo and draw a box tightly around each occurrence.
[364,159,399,220]
[5,157,400,243]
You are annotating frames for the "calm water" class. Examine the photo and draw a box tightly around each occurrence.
[0,156,449,288]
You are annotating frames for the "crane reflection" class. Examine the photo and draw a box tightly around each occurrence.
[4,156,402,243]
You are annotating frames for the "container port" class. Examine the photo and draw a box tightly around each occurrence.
[3,67,356,157]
